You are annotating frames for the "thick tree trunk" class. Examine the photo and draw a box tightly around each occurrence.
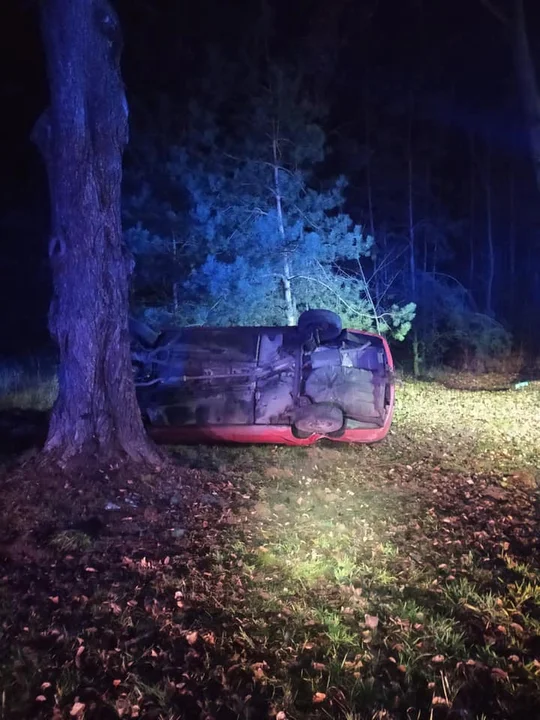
[33,0,161,467]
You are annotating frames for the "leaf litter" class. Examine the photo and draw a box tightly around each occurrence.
[0,376,539,719]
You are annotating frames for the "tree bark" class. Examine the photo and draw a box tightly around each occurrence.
[33,0,161,467]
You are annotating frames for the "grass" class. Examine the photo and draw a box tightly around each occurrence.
[50,530,92,553]
[0,369,539,718]
[393,378,540,472]
[0,354,57,410]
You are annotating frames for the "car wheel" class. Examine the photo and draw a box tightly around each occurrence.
[298,309,342,342]
[293,402,344,435]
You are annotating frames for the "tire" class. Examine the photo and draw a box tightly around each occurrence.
[298,309,342,342]
[293,402,344,435]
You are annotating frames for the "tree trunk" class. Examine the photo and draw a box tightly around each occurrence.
[363,81,381,302]
[272,137,297,325]
[363,78,376,241]
[484,141,495,316]
[33,0,161,467]
[172,234,179,314]
[468,132,476,294]
[407,95,420,377]
[508,163,516,314]
[514,0,540,193]
[407,100,416,300]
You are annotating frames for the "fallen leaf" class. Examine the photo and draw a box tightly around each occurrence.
[251,663,266,680]
[491,667,509,681]
[203,631,216,645]
[484,487,507,501]
[364,614,379,630]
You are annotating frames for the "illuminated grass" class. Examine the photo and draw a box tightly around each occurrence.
[508,580,540,611]
[426,616,466,658]
[194,375,540,716]
[313,609,360,647]
[393,379,540,472]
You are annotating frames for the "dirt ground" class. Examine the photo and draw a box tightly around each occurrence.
[0,375,539,720]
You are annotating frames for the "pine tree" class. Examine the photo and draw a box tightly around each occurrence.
[154,62,416,338]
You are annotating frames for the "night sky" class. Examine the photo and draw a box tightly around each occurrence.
[1,0,539,355]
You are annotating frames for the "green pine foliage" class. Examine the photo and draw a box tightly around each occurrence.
[124,61,416,338]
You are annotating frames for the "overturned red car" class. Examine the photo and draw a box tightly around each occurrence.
[131,310,395,445]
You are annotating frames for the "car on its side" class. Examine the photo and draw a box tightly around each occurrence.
[131,310,395,445]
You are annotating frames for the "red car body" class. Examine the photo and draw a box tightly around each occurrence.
[134,314,395,446]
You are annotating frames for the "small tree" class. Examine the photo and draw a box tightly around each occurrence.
[131,63,415,337]
[33,0,160,467]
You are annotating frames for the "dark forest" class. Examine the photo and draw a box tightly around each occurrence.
[0,2,540,720]
[2,0,540,364]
